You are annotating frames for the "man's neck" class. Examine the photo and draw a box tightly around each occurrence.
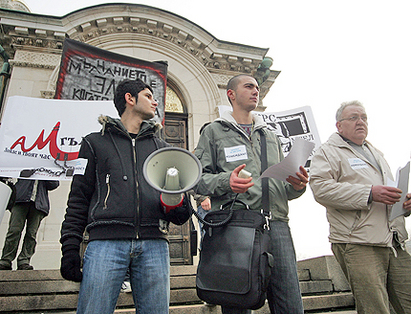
[338,133,365,146]
[121,114,143,134]
[232,109,253,125]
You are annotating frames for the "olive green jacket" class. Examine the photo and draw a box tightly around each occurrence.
[194,111,304,222]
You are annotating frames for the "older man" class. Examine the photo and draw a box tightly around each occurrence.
[310,100,411,314]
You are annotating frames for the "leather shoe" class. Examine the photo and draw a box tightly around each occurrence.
[0,264,12,270]
[17,264,34,270]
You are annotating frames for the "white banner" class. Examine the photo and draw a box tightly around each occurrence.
[0,96,119,180]
[218,105,321,168]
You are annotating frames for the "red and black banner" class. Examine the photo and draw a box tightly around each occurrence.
[55,38,168,124]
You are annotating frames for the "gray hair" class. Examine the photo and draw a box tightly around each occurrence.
[335,100,365,121]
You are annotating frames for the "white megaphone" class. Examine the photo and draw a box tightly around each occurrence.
[143,147,202,213]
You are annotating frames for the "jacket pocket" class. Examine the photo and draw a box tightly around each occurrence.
[348,210,361,235]
[103,174,111,210]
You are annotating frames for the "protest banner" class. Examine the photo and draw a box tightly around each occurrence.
[0,96,118,180]
[218,105,321,169]
[55,38,167,125]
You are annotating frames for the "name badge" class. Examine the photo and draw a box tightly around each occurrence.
[224,145,248,162]
[348,158,369,170]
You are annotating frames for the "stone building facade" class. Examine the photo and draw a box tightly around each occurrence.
[0,1,279,269]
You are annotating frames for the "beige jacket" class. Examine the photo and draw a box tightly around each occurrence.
[310,133,408,247]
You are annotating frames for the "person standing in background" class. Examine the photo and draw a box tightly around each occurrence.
[0,179,59,270]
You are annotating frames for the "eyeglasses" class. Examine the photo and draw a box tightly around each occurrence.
[339,116,368,123]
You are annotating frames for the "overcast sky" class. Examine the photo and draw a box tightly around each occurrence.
[21,0,411,259]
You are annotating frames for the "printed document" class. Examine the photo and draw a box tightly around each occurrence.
[259,138,315,182]
[388,161,410,221]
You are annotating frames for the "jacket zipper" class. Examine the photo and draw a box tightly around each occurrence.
[103,174,111,209]
[132,138,140,239]
[112,123,151,239]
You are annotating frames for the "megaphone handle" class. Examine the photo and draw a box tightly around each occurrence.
[161,194,184,214]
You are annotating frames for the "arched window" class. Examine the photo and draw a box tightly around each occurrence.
[165,86,184,113]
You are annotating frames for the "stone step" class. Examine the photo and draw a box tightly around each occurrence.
[0,261,356,313]
[297,255,350,292]
[18,298,355,314]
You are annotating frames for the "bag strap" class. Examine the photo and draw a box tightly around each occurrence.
[260,130,270,218]
[191,195,236,228]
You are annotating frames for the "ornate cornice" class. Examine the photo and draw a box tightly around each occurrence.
[66,15,265,75]
[0,4,278,99]
[1,5,270,73]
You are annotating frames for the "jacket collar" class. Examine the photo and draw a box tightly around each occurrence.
[216,110,267,132]
[328,132,385,160]
[97,115,161,137]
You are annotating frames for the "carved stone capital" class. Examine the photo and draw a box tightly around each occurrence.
[9,50,61,69]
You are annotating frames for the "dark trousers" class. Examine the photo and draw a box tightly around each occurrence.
[0,202,45,268]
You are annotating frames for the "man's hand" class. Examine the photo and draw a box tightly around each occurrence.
[371,185,402,205]
[403,193,411,211]
[286,166,309,191]
[201,197,211,211]
[60,248,83,282]
[230,164,254,193]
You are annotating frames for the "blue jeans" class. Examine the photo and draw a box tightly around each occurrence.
[221,220,303,314]
[77,239,170,314]
[267,220,303,314]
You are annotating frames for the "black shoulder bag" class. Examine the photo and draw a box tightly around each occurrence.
[195,131,274,310]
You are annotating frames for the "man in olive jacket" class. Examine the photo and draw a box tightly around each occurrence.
[310,100,411,314]
[195,74,309,314]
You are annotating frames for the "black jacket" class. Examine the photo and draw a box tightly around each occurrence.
[14,179,59,215]
[60,116,191,251]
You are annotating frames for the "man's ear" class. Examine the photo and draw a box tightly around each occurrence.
[336,121,342,132]
[227,89,235,103]
[124,93,136,106]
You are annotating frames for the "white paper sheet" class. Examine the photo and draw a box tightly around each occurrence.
[259,138,315,182]
[389,161,410,221]
[218,105,322,172]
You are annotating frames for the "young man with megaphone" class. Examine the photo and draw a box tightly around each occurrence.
[59,78,192,314]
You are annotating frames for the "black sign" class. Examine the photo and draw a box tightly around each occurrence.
[55,38,168,124]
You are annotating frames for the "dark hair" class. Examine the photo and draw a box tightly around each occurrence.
[113,79,153,116]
